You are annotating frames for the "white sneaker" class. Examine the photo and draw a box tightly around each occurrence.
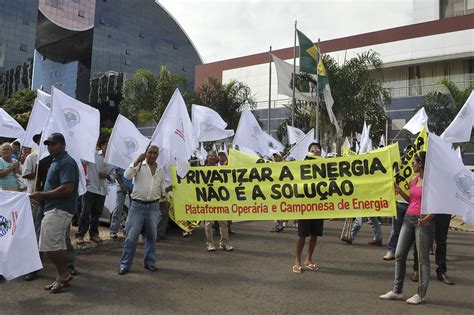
[406,294,424,305]
[379,291,404,300]
[219,244,234,251]
[206,244,216,251]
[383,252,395,260]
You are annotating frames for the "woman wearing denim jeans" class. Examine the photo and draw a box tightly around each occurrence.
[380,151,434,305]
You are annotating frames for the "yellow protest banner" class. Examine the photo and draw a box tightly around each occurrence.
[342,147,356,156]
[361,142,401,170]
[228,149,270,166]
[167,196,200,233]
[394,128,428,194]
[171,147,396,221]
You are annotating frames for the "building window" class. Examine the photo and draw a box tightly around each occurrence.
[408,65,421,96]
[20,44,28,52]
[50,0,61,9]
[440,0,466,18]
[391,119,406,131]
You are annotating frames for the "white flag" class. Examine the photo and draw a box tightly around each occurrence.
[287,129,315,160]
[192,104,234,141]
[422,134,474,223]
[39,88,88,195]
[440,91,474,143]
[150,89,197,178]
[287,125,305,145]
[379,135,386,147]
[403,107,429,134]
[49,88,100,163]
[36,89,51,108]
[105,114,149,170]
[0,108,25,139]
[263,131,285,155]
[22,99,50,149]
[359,122,372,154]
[199,143,207,165]
[322,84,341,135]
[272,54,315,102]
[342,137,351,150]
[0,191,42,280]
[233,109,269,156]
[239,146,260,157]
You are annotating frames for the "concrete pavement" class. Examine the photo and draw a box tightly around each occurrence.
[3,220,473,314]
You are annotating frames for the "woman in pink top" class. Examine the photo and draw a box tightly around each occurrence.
[380,151,434,305]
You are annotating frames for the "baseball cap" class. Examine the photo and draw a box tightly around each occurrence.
[44,133,66,145]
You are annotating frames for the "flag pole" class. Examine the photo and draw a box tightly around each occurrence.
[315,39,321,143]
[292,20,297,126]
[268,46,272,134]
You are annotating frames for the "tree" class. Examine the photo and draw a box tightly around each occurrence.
[119,67,190,126]
[416,79,473,135]
[1,89,37,128]
[194,77,256,131]
[277,50,390,151]
[119,69,159,126]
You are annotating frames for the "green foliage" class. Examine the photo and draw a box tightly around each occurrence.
[119,67,191,126]
[416,79,473,136]
[1,89,37,128]
[100,127,113,139]
[277,50,390,148]
[194,77,256,131]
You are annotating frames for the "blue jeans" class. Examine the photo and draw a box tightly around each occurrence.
[119,200,160,270]
[350,217,382,241]
[110,190,129,233]
[386,202,408,254]
[393,214,434,298]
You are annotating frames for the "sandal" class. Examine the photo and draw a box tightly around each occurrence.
[292,265,302,274]
[304,263,320,271]
[44,276,73,292]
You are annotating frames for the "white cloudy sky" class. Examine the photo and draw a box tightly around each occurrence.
[157,0,414,63]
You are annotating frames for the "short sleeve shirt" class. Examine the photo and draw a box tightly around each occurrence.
[43,151,79,214]
[0,157,19,191]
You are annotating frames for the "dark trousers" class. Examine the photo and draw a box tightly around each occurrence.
[435,214,451,274]
[77,191,106,237]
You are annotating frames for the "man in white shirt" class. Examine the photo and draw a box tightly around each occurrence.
[118,145,164,275]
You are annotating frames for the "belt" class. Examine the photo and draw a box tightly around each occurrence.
[131,199,159,205]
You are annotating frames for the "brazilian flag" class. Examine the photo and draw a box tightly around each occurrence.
[297,29,328,93]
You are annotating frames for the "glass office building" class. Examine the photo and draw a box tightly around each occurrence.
[1,0,201,103]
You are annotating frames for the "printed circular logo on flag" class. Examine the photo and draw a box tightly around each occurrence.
[63,108,81,129]
[455,169,474,199]
[0,215,12,237]
[123,137,138,156]
[204,115,215,132]
[459,106,471,120]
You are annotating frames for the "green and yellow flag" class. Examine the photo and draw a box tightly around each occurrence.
[297,29,328,92]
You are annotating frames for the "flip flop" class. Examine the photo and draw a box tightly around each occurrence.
[292,265,302,274]
[304,264,320,271]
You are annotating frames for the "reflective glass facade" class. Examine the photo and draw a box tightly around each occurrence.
[91,0,201,89]
[0,0,37,74]
[1,0,201,98]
